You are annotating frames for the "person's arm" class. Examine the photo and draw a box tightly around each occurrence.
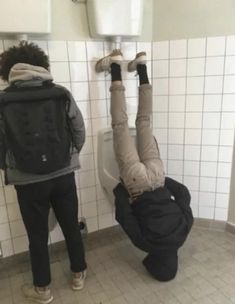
[114,183,155,253]
[66,92,85,154]
[0,113,6,169]
[165,177,194,231]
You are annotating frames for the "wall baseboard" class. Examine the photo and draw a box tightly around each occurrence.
[194,218,227,231]
[226,222,235,235]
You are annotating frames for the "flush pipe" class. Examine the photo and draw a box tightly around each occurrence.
[112,35,122,50]
[16,34,28,42]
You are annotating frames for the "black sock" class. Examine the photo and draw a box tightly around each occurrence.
[137,64,149,85]
[111,63,122,82]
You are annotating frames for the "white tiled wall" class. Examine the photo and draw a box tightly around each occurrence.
[0,37,234,257]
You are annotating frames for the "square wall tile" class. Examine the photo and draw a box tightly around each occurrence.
[200,177,216,192]
[205,57,224,75]
[185,129,201,145]
[98,213,113,230]
[153,78,168,95]
[215,208,228,221]
[216,178,231,193]
[78,102,91,119]
[170,40,187,58]
[203,113,221,129]
[121,42,137,60]
[126,97,138,114]
[86,217,98,233]
[169,96,185,112]
[88,61,105,81]
[184,161,200,176]
[0,187,5,206]
[7,203,21,221]
[186,95,203,112]
[4,186,17,204]
[183,176,199,191]
[80,136,93,155]
[86,41,104,61]
[70,62,88,82]
[184,145,201,161]
[153,129,168,144]
[71,82,89,101]
[204,95,222,112]
[169,113,185,128]
[153,60,169,78]
[125,80,138,97]
[188,38,206,57]
[153,96,168,112]
[137,42,152,58]
[227,36,235,55]
[80,187,96,204]
[205,76,223,94]
[48,41,68,61]
[199,206,214,219]
[201,146,218,162]
[221,113,235,129]
[217,163,232,178]
[224,75,235,93]
[12,236,28,254]
[92,117,108,136]
[78,171,96,188]
[225,56,235,74]
[80,154,95,172]
[50,62,70,82]
[0,206,8,224]
[186,77,204,95]
[82,201,98,218]
[153,113,168,128]
[1,239,14,258]
[168,145,184,160]
[153,41,169,60]
[199,192,216,207]
[202,129,220,145]
[168,129,184,144]
[167,160,183,175]
[159,144,167,159]
[169,77,186,95]
[185,113,202,129]
[219,130,234,146]
[89,81,106,100]
[68,41,87,61]
[98,199,113,215]
[170,59,187,77]
[219,146,233,162]
[91,99,107,118]
[10,220,26,238]
[31,40,48,54]
[0,223,11,241]
[187,58,205,76]
[216,193,229,208]
[222,95,235,112]
[200,162,217,177]
[206,36,226,56]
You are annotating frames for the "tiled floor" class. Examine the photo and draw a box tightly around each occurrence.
[1,226,235,304]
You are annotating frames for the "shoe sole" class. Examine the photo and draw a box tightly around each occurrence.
[71,270,87,291]
[128,54,147,72]
[95,55,123,72]
[25,295,54,304]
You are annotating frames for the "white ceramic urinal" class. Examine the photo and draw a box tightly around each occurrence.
[97,127,136,204]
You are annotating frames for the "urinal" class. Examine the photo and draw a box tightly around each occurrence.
[97,127,137,204]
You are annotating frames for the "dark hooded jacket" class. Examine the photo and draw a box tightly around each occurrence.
[114,177,193,254]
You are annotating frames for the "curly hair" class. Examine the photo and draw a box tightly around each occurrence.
[0,41,50,81]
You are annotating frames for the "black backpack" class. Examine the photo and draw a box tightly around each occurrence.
[0,83,72,174]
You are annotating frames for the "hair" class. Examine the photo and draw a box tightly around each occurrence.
[0,41,50,81]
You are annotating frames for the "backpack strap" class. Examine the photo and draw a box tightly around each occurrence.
[0,83,67,105]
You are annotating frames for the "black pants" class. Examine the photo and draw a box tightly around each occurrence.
[15,172,86,287]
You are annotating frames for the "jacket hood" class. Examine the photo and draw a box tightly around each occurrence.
[8,63,53,85]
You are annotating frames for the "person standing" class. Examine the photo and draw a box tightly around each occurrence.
[0,42,87,303]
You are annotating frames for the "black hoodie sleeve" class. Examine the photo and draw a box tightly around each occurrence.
[165,177,194,231]
[113,183,154,253]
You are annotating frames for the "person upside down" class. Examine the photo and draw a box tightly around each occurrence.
[96,50,194,282]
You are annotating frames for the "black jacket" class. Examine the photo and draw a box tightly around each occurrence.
[114,177,193,254]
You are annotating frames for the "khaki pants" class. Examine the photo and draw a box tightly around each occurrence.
[110,84,165,198]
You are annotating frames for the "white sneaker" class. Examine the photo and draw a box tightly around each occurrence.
[72,269,87,291]
[95,49,123,73]
[22,284,53,304]
[128,51,147,72]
